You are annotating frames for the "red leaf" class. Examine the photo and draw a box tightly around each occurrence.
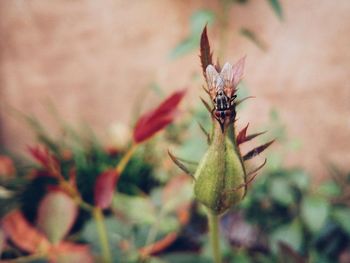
[139,232,178,257]
[133,89,186,143]
[0,156,15,178]
[236,123,249,145]
[1,210,50,253]
[236,123,266,145]
[232,56,246,87]
[28,146,60,178]
[49,242,94,263]
[37,191,78,244]
[94,169,119,209]
[200,25,213,77]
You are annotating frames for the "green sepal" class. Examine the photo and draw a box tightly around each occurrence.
[193,122,246,215]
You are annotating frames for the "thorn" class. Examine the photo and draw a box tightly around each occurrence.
[176,158,198,166]
[202,85,210,95]
[197,121,211,144]
[247,158,267,176]
[223,173,258,195]
[243,140,275,161]
[236,123,249,145]
[200,97,213,114]
[168,150,195,180]
[237,126,267,145]
[245,131,267,142]
[236,96,255,106]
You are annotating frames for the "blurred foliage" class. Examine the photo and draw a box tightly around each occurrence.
[267,0,283,20]
[1,2,349,257]
[1,102,350,262]
[239,28,267,51]
[170,10,215,59]
[170,0,283,58]
[1,82,349,263]
[0,106,188,262]
[237,166,350,263]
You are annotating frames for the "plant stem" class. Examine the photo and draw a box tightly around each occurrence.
[116,143,137,174]
[93,207,112,263]
[208,211,222,263]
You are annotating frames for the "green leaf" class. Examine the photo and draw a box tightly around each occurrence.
[270,220,303,253]
[240,28,267,51]
[190,10,215,35]
[288,170,309,190]
[332,208,350,235]
[266,152,283,170]
[286,139,303,151]
[267,0,283,20]
[269,178,294,205]
[160,253,211,263]
[170,38,198,59]
[229,250,251,263]
[81,216,130,259]
[158,214,181,233]
[161,179,192,215]
[170,10,215,59]
[177,134,208,162]
[112,193,157,225]
[301,195,329,233]
[148,257,168,263]
[37,191,77,244]
[317,181,341,198]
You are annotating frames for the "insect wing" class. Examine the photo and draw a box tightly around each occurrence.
[232,56,246,87]
[206,65,223,99]
[206,65,220,90]
[220,62,234,98]
[220,62,233,87]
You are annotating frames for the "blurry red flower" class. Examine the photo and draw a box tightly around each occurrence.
[94,169,119,209]
[133,89,186,143]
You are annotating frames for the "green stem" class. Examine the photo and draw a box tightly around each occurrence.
[208,212,222,263]
[116,143,137,174]
[93,207,112,263]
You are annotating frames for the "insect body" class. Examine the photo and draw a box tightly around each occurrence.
[213,90,236,120]
[206,63,237,131]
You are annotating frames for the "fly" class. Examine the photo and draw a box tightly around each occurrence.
[205,63,237,132]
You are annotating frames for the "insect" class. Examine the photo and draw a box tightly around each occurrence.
[205,63,237,131]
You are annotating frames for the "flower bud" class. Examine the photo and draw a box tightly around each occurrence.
[194,122,246,215]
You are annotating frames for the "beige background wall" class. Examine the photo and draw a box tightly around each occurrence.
[0,0,349,179]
